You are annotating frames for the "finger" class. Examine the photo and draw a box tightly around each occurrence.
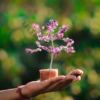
[47,75,76,92]
[65,75,76,81]
[72,76,81,83]
[41,75,65,89]
[60,75,76,83]
[56,75,76,91]
[69,69,83,76]
[58,75,81,91]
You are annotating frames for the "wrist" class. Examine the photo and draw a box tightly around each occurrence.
[21,85,32,98]
[16,85,32,99]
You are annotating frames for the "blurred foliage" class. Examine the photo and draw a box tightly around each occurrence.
[0,0,100,100]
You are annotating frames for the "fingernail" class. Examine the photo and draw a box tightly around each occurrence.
[79,76,81,80]
[81,70,83,74]
[80,70,83,73]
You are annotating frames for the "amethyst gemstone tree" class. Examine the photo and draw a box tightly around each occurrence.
[25,19,75,81]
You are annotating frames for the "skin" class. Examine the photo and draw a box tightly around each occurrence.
[0,69,83,100]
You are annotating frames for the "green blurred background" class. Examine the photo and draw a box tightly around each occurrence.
[0,0,100,100]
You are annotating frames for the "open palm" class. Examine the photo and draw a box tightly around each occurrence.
[21,69,83,98]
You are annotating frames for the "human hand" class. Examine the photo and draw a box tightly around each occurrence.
[21,69,83,98]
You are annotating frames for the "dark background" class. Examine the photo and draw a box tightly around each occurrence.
[0,0,100,100]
